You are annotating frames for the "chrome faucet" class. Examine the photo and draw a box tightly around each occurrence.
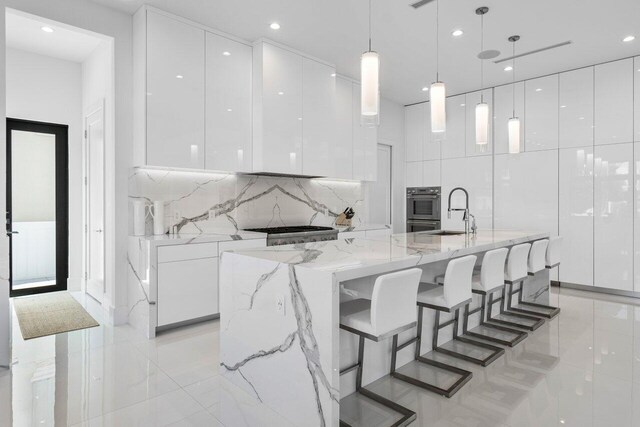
[447,187,477,235]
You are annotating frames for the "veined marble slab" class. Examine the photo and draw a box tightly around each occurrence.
[219,229,550,426]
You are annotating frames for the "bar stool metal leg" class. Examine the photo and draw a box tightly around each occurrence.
[389,306,473,398]
[484,284,545,331]
[461,290,528,347]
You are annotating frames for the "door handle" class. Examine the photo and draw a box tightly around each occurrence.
[6,231,18,236]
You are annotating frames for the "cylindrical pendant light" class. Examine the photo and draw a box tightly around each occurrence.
[507,35,521,154]
[475,7,489,149]
[361,0,379,125]
[431,0,446,133]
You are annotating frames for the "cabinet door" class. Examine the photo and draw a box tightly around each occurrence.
[594,143,633,291]
[422,102,440,160]
[559,147,594,286]
[422,160,440,187]
[635,57,640,142]
[440,95,466,159]
[302,59,336,177]
[335,77,354,179]
[559,67,594,148]
[465,89,493,156]
[494,82,524,154]
[147,11,205,169]
[259,43,303,174]
[404,103,424,161]
[406,161,422,187]
[595,59,634,145]
[158,257,219,326]
[205,33,252,172]
[352,83,377,181]
[525,75,559,151]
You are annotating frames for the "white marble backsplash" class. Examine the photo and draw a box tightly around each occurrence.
[129,168,367,234]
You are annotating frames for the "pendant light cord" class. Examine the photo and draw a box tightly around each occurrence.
[436,0,439,82]
[512,41,516,117]
[480,12,484,102]
[368,0,372,51]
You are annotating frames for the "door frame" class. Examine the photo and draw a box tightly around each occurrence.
[6,118,69,297]
[83,100,106,302]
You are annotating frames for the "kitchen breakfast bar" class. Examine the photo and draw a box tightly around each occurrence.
[219,230,552,426]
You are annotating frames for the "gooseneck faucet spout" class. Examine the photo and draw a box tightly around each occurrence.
[447,187,476,235]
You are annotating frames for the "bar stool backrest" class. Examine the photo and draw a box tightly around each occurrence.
[506,243,531,281]
[481,247,509,290]
[528,240,549,274]
[442,255,477,308]
[371,268,422,336]
[546,236,563,267]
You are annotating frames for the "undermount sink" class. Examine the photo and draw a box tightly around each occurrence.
[427,230,467,236]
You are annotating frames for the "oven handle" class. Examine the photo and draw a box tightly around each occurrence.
[407,220,440,225]
[408,195,440,200]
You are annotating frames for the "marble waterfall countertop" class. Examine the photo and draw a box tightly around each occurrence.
[224,229,549,282]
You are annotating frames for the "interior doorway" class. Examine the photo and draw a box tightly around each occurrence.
[369,143,392,225]
[6,118,69,297]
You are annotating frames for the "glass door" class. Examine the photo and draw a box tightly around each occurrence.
[6,119,68,296]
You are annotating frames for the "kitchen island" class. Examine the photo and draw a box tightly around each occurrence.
[219,230,550,426]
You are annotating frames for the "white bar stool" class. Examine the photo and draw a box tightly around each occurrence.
[389,256,477,398]
[461,247,528,347]
[508,238,561,319]
[486,243,545,331]
[339,268,422,427]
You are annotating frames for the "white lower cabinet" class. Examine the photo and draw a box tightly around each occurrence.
[158,256,219,327]
[594,143,633,291]
[559,147,594,286]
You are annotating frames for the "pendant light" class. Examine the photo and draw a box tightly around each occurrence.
[507,35,521,154]
[430,0,446,133]
[361,0,379,125]
[475,7,489,149]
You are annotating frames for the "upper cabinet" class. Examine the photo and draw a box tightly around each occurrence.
[352,83,378,181]
[595,58,634,145]
[253,42,304,175]
[405,103,425,162]
[440,94,466,159]
[335,76,354,180]
[559,67,594,148]
[205,32,252,172]
[635,57,640,142]
[145,11,205,169]
[494,82,524,154]
[525,75,559,151]
[302,58,337,177]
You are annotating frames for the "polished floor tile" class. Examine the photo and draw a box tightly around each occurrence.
[3,287,640,426]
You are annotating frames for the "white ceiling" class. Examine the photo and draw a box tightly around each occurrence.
[6,10,104,63]
[91,0,640,105]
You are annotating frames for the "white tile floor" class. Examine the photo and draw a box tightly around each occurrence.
[1,287,640,426]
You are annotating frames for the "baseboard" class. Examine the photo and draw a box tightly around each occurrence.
[555,280,640,299]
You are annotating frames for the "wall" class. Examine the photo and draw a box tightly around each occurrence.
[130,169,366,233]
[404,55,640,294]
[0,0,133,367]
[6,47,83,288]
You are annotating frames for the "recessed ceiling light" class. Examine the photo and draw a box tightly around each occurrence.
[278,91,284,95]
[330,73,336,77]
[460,103,465,107]
[452,29,463,37]
[535,88,542,92]
[270,22,281,30]
[622,35,635,42]
[222,51,231,56]
[227,108,233,112]
[421,86,429,92]
[504,65,513,71]
[560,105,567,108]
[176,75,184,79]
[41,26,54,33]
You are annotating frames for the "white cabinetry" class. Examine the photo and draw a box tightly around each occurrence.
[352,83,378,181]
[559,67,594,148]
[594,143,633,291]
[253,42,303,174]
[146,11,205,169]
[559,147,593,286]
[465,89,493,156]
[335,77,354,180]
[406,162,422,187]
[595,59,634,145]
[494,82,524,154]
[440,95,466,159]
[635,57,640,142]
[525,75,558,151]
[302,58,336,177]
[205,32,253,172]
[441,156,492,230]
[423,160,440,187]
[405,103,425,162]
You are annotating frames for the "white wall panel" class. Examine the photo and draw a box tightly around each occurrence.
[595,59,634,145]
[441,156,492,231]
[559,147,594,286]
[406,161,422,187]
[594,142,633,290]
[423,160,440,187]
[635,142,640,291]
[440,95,466,159]
[525,75,559,151]
[559,67,594,148]
[404,103,424,162]
[494,150,558,235]
[635,57,640,142]
[494,82,524,154]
